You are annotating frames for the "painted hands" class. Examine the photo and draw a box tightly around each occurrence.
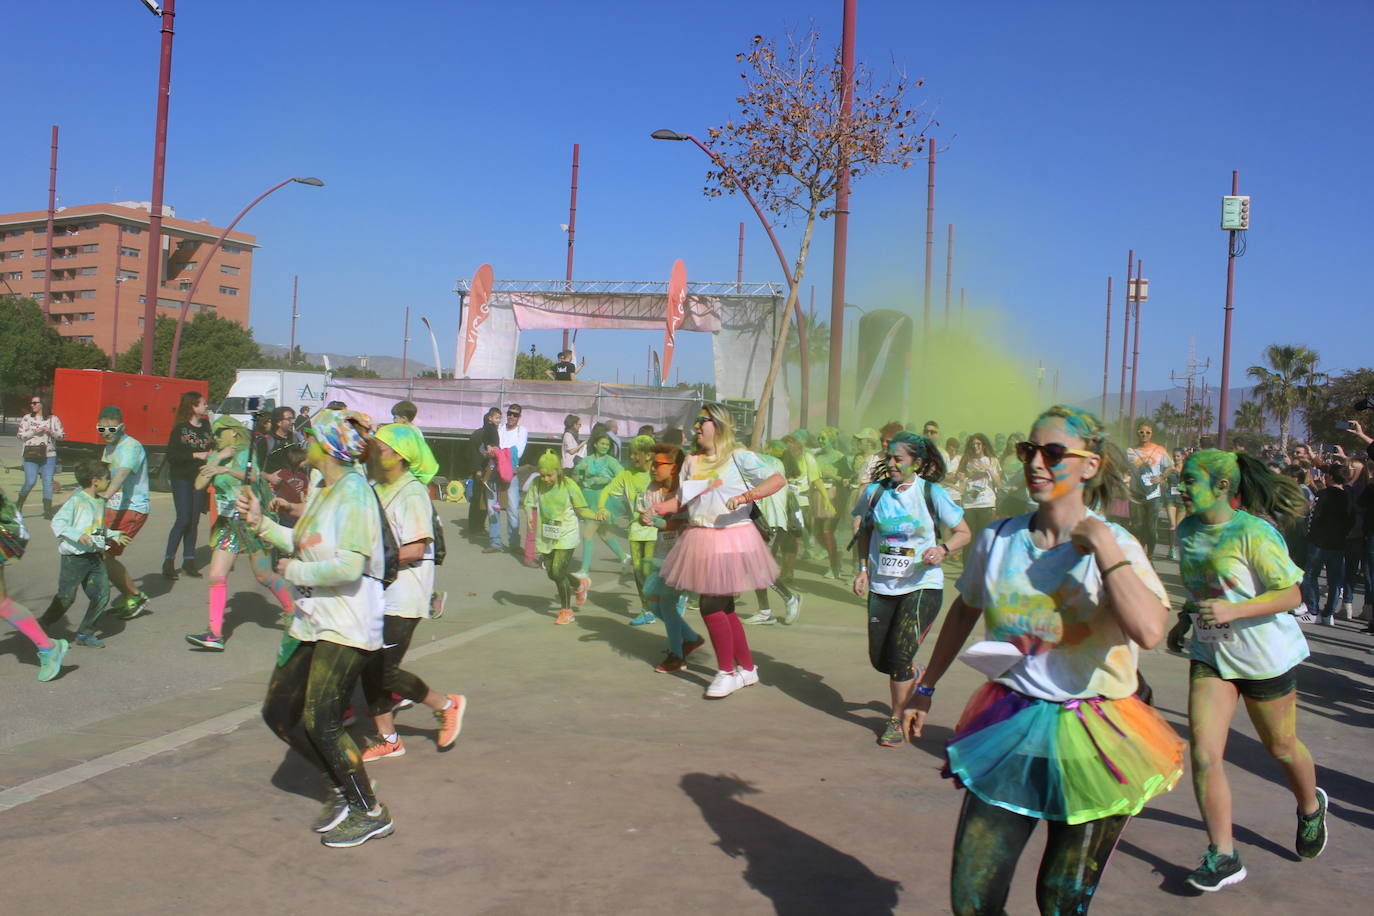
[1069,516,1113,556]
[902,693,932,740]
[1195,598,1237,626]
[235,490,262,528]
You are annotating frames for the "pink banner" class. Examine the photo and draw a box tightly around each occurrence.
[508,292,722,332]
[662,259,687,383]
[462,264,494,376]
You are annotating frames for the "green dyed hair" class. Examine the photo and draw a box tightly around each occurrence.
[629,434,656,456]
[1032,405,1126,511]
[536,451,562,475]
[1185,449,1308,523]
[888,431,947,483]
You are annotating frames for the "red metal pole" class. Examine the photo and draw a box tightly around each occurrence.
[1101,276,1112,420]
[140,0,176,375]
[401,305,409,379]
[1129,258,1143,431]
[944,223,954,327]
[825,0,856,427]
[1118,248,1133,425]
[736,221,744,291]
[43,125,57,318]
[1218,170,1239,448]
[563,142,579,351]
[111,228,123,357]
[289,275,299,364]
[923,141,935,343]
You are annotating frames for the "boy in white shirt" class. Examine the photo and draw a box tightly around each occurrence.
[40,459,128,647]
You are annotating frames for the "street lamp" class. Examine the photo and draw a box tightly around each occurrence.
[419,316,444,378]
[166,177,324,376]
[650,128,811,424]
[136,0,175,375]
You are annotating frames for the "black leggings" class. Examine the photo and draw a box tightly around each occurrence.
[361,616,431,716]
[950,792,1129,916]
[1131,498,1160,558]
[545,547,578,607]
[262,639,377,811]
[963,507,996,563]
[867,588,943,680]
[164,477,205,561]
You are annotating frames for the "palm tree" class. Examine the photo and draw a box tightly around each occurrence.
[1246,344,1325,450]
[1152,400,1183,442]
[1233,400,1265,433]
[783,314,830,426]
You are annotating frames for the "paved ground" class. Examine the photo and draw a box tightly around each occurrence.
[1,437,1371,914]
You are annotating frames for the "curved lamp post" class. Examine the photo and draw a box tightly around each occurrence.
[650,129,810,426]
[167,176,324,376]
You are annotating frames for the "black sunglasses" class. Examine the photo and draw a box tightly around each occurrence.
[1015,441,1095,466]
[693,416,713,427]
[507,410,521,416]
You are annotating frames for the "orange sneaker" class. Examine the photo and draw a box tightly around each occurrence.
[436,694,467,750]
[361,736,405,761]
[555,608,575,625]
[573,577,590,607]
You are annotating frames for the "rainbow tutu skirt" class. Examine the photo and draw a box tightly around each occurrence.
[944,682,1185,825]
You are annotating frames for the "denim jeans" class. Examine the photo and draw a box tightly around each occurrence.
[165,477,206,561]
[1313,547,1346,614]
[19,454,57,502]
[486,476,520,548]
[43,552,109,635]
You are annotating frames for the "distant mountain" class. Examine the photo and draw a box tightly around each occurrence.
[258,343,434,379]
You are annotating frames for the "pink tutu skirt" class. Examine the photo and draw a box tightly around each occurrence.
[662,523,779,595]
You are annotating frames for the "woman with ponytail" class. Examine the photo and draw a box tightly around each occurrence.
[902,405,1183,914]
[1173,448,1326,891]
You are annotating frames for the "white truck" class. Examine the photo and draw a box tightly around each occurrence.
[218,369,331,424]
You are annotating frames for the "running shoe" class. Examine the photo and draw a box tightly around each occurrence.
[436,694,467,750]
[783,593,802,625]
[1319,615,1334,626]
[1297,787,1329,858]
[736,665,759,687]
[573,577,590,607]
[555,608,575,625]
[1339,602,1354,620]
[277,612,293,628]
[629,610,657,626]
[1185,846,1247,892]
[321,804,394,848]
[390,695,414,713]
[74,632,105,648]
[705,669,744,699]
[184,632,225,651]
[314,788,350,833]
[118,592,151,620]
[879,717,905,747]
[361,737,406,761]
[181,561,203,578]
[430,591,447,619]
[655,653,685,673]
[36,638,69,682]
[682,636,706,659]
[618,556,634,584]
[744,612,776,625]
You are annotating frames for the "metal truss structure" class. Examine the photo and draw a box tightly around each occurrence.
[453,278,783,298]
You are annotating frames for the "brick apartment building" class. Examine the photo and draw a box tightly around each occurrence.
[0,201,256,358]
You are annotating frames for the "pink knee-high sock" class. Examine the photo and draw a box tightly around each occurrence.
[208,577,228,637]
[726,612,753,671]
[702,611,735,673]
[0,597,53,650]
[263,575,295,614]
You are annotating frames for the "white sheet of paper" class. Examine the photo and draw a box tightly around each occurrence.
[680,479,711,503]
[959,640,1024,679]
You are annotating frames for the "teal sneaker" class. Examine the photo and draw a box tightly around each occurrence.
[879,717,905,747]
[117,592,150,620]
[75,632,106,648]
[1297,787,1328,858]
[629,610,657,626]
[1185,845,1246,892]
[321,804,394,848]
[37,638,70,682]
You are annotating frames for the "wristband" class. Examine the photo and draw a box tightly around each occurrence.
[915,683,935,697]
[857,562,868,573]
[1102,559,1132,578]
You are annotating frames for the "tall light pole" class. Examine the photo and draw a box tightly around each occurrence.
[288,275,300,364]
[651,128,809,423]
[1118,248,1134,425]
[1101,276,1112,420]
[825,0,857,427]
[419,316,443,378]
[563,142,579,352]
[137,0,175,376]
[166,176,324,376]
[1218,170,1244,448]
[43,125,58,318]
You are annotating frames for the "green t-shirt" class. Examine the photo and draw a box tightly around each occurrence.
[523,478,588,552]
[599,468,656,541]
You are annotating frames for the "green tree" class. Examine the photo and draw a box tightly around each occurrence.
[1233,400,1265,432]
[1246,344,1325,451]
[247,353,327,373]
[0,297,59,404]
[515,349,554,380]
[1151,400,1183,442]
[334,365,380,379]
[116,313,261,402]
[1305,367,1374,449]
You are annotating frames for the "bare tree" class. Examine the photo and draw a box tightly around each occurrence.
[702,30,929,446]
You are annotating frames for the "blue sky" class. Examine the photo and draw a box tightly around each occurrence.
[4,0,1371,400]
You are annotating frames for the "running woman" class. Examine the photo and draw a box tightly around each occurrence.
[812,427,846,579]
[598,435,657,625]
[852,433,970,747]
[651,402,786,699]
[242,408,394,848]
[1175,448,1327,892]
[523,451,598,625]
[185,416,296,651]
[574,431,630,583]
[904,406,1184,914]
[639,444,705,672]
[1,485,69,681]
[358,423,466,762]
[743,446,804,626]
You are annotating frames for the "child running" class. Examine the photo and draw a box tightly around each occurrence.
[598,435,657,625]
[524,451,598,625]
[574,431,630,584]
[39,459,127,647]
[359,423,466,761]
[1,485,69,681]
[638,443,705,672]
[1175,448,1327,891]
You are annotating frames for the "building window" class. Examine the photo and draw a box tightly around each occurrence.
[219,264,240,276]
[178,280,192,291]
[177,239,197,250]
[124,226,141,235]
[120,246,140,258]
[119,268,139,280]
[4,250,22,259]
[4,271,21,281]
[218,285,239,296]
[80,243,99,254]
[180,261,197,272]
[32,248,46,257]
[76,336,95,344]
[32,292,45,301]
[31,269,45,279]
[222,243,245,254]
[79,290,96,299]
[79,266,97,277]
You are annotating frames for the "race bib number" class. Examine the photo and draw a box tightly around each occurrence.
[877,544,915,577]
[1194,619,1234,643]
[542,520,571,542]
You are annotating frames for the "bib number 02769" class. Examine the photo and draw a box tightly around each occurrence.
[877,544,915,577]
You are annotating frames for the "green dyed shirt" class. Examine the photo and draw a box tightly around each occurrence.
[523,478,589,553]
[599,468,656,541]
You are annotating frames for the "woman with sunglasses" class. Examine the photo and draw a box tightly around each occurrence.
[649,402,785,699]
[16,396,65,520]
[238,408,394,848]
[1174,449,1325,891]
[852,432,971,748]
[904,406,1183,914]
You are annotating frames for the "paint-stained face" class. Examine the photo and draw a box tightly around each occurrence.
[884,443,917,481]
[1179,456,1223,515]
[594,437,612,456]
[1136,425,1153,444]
[539,468,559,486]
[631,449,652,470]
[693,413,716,450]
[305,437,329,470]
[1023,417,1098,503]
[651,455,676,485]
[373,438,404,475]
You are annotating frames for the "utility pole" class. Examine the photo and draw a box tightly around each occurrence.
[288,275,299,365]
[563,142,579,352]
[825,0,856,427]
[1218,170,1245,448]
[736,221,744,291]
[959,287,966,328]
[1128,258,1144,431]
[401,306,410,379]
[140,0,176,375]
[1118,248,1134,426]
[923,141,935,347]
[43,125,57,317]
[1101,276,1112,419]
[944,223,954,328]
